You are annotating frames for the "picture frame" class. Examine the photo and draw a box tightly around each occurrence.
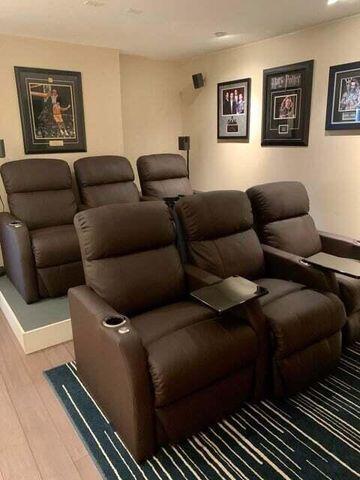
[15,66,87,154]
[261,60,314,146]
[325,61,360,130]
[217,78,251,140]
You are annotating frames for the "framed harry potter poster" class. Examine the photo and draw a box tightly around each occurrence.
[326,61,360,130]
[217,78,251,140]
[261,60,314,146]
[15,66,87,154]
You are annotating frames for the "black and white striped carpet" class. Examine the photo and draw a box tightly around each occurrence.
[45,343,360,480]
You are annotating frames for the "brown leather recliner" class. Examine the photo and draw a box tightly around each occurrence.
[175,190,346,397]
[137,153,193,199]
[70,201,267,462]
[0,159,84,303]
[74,155,141,208]
[247,181,360,345]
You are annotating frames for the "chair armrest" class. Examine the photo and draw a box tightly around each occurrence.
[69,286,156,461]
[319,230,360,260]
[140,195,159,202]
[184,264,221,291]
[262,244,339,294]
[0,212,38,303]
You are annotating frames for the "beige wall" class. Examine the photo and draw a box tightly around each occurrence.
[1,16,360,239]
[180,15,360,238]
[120,54,183,177]
[0,34,124,170]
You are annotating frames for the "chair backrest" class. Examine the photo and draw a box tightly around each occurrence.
[175,190,265,280]
[1,159,77,230]
[74,201,185,315]
[247,181,322,257]
[137,153,193,198]
[74,156,140,207]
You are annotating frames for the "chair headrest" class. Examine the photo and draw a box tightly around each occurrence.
[176,190,253,241]
[137,154,188,181]
[75,201,174,261]
[75,156,134,187]
[1,159,72,193]
[247,181,310,224]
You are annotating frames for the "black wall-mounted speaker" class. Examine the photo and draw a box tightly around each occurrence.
[178,136,190,151]
[192,73,204,89]
[0,140,5,158]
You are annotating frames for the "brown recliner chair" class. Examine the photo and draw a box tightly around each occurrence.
[175,190,346,397]
[247,181,360,345]
[137,153,193,199]
[0,159,84,303]
[70,201,267,461]
[74,155,141,208]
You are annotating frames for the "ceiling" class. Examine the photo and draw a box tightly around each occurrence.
[1,0,360,60]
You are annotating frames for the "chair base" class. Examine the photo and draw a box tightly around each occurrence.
[343,310,360,346]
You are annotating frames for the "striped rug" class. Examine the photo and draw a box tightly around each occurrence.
[45,342,360,480]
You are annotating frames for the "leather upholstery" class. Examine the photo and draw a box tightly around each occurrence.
[74,202,185,314]
[75,156,140,207]
[0,159,83,302]
[1,159,77,230]
[176,190,346,396]
[131,300,215,346]
[0,213,39,303]
[337,274,360,314]
[256,278,305,306]
[147,315,257,407]
[247,181,322,257]
[31,225,81,268]
[248,181,360,345]
[247,181,310,224]
[176,191,265,279]
[137,154,193,198]
[260,288,345,358]
[37,261,84,298]
[263,215,322,257]
[71,200,263,461]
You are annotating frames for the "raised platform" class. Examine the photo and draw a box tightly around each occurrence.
[0,276,72,354]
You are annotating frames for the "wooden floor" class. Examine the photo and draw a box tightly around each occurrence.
[0,310,103,480]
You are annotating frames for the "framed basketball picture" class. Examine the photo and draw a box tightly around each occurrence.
[326,61,360,130]
[15,66,87,154]
[217,78,251,140]
[261,60,314,146]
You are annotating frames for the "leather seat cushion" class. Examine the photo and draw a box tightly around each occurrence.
[336,273,360,314]
[256,278,305,306]
[146,313,258,407]
[31,225,81,268]
[131,300,215,346]
[260,286,345,359]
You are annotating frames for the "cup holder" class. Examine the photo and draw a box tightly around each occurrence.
[102,315,128,329]
[299,259,310,267]
[9,221,23,229]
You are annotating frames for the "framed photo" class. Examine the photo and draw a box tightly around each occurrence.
[15,66,87,154]
[326,61,360,130]
[261,60,314,146]
[217,78,251,140]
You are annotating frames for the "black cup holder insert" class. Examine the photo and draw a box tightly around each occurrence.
[102,315,128,329]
